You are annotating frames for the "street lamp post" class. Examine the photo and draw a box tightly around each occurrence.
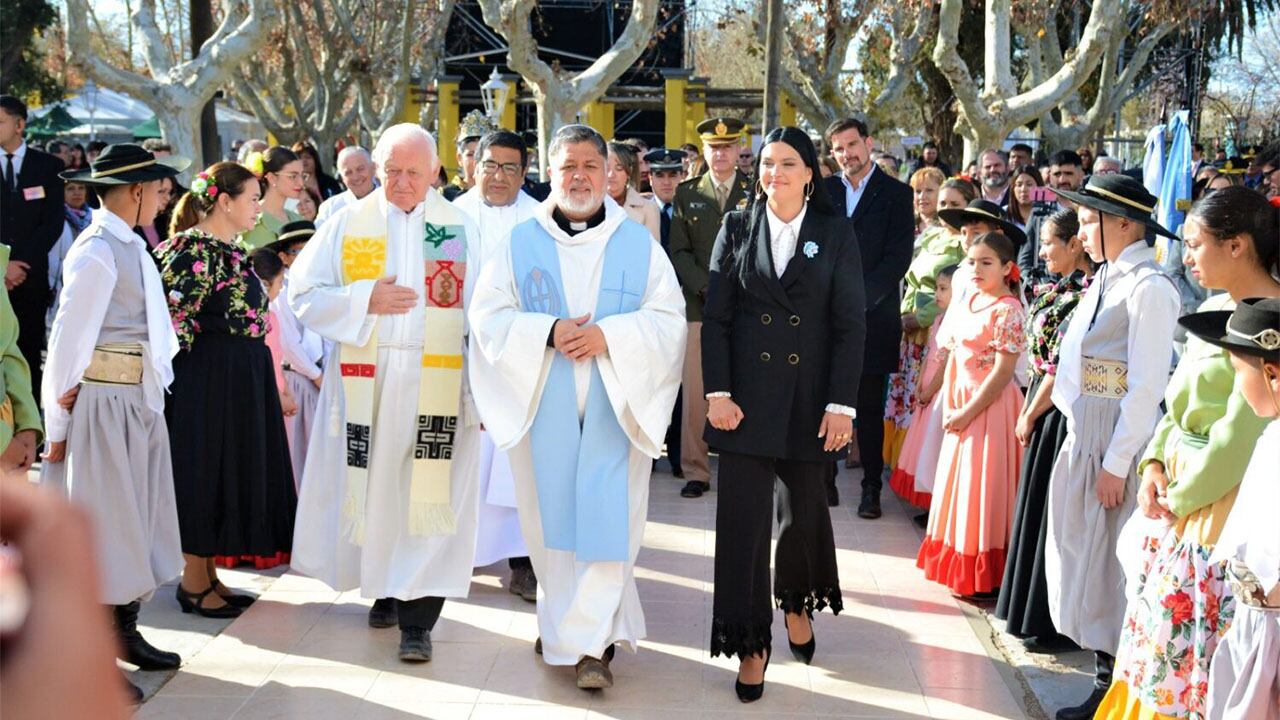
[479,67,510,125]
[84,78,99,142]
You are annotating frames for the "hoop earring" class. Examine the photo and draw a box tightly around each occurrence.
[803,180,814,200]
[755,179,766,197]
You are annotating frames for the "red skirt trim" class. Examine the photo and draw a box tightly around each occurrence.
[888,468,933,509]
[214,552,290,570]
[915,538,1005,596]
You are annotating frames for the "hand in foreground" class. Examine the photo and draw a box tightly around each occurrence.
[943,405,974,434]
[707,397,744,431]
[0,481,131,720]
[552,314,591,357]
[40,441,66,464]
[0,429,39,475]
[818,412,853,453]
[5,260,29,291]
[562,324,607,361]
[1014,410,1034,447]
[58,386,80,412]
[901,313,921,332]
[281,391,298,417]
[1095,469,1127,510]
[1137,463,1175,521]
[367,276,418,315]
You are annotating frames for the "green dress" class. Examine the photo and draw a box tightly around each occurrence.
[0,244,43,450]
[240,209,302,251]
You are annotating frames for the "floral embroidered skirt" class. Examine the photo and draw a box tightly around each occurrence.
[1098,476,1240,720]
[883,333,926,467]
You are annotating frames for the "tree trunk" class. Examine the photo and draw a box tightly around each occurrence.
[154,103,205,180]
[190,0,219,166]
[535,91,582,181]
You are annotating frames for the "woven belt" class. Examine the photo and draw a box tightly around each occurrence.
[1081,357,1127,398]
[83,344,144,385]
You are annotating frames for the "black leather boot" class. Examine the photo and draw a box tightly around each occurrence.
[113,602,181,671]
[368,597,398,628]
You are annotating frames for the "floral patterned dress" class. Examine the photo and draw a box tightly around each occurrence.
[1099,297,1270,720]
[916,293,1026,596]
[157,230,296,567]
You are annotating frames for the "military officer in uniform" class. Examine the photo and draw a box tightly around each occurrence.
[645,147,688,477]
[442,110,496,201]
[669,118,753,498]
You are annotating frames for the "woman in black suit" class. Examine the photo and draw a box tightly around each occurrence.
[703,127,866,701]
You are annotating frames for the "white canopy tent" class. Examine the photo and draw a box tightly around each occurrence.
[32,86,266,157]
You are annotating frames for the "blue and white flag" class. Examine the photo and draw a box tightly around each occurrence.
[1158,111,1192,239]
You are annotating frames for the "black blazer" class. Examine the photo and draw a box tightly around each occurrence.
[701,207,867,462]
[0,146,65,291]
[823,166,914,375]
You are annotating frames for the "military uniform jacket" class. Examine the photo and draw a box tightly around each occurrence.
[701,208,867,462]
[668,169,752,321]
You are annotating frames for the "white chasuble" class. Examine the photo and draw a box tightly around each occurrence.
[453,186,541,565]
[286,189,483,598]
[468,197,686,664]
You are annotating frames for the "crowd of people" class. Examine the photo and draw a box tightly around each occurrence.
[2,85,1279,720]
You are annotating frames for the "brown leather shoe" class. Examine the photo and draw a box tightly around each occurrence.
[575,655,614,689]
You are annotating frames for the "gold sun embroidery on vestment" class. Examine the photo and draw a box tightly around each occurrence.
[342,236,388,283]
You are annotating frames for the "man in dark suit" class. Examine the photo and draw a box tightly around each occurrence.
[823,117,914,518]
[646,147,688,476]
[669,118,753,498]
[1,95,65,408]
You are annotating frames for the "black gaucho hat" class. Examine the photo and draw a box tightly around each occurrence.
[267,220,316,253]
[59,143,190,185]
[1054,174,1176,240]
[937,198,1027,247]
[1179,297,1280,363]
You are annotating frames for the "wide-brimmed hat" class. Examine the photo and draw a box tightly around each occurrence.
[267,220,316,253]
[936,199,1027,247]
[1179,297,1280,363]
[59,143,190,185]
[1054,174,1176,239]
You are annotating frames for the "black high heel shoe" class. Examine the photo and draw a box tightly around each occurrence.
[784,612,816,665]
[734,648,771,703]
[211,579,256,608]
[175,583,243,619]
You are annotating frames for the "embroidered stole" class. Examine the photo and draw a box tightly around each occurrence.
[338,194,469,544]
[510,219,651,562]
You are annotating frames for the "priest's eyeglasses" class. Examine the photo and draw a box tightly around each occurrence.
[481,160,524,177]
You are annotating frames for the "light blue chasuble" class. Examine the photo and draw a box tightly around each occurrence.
[510,219,651,562]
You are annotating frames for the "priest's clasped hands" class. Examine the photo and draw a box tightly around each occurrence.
[552,314,608,361]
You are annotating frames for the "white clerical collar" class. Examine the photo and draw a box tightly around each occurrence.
[765,202,808,239]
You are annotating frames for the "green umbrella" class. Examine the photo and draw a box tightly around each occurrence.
[26,105,79,139]
[130,116,162,139]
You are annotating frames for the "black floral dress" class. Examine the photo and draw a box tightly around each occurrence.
[996,271,1088,639]
[157,230,296,559]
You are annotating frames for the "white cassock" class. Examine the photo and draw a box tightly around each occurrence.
[469,197,686,664]
[452,185,541,566]
[287,189,482,599]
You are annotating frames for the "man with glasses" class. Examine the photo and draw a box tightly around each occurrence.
[736,147,755,176]
[668,117,753,498]
[451,130,541,603]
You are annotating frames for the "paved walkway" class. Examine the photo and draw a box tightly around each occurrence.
[131,465,1038,719]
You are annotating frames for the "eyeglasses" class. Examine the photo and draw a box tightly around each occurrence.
[278,172,311,182]
[481,160,524,177]
[738,154,753,159]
